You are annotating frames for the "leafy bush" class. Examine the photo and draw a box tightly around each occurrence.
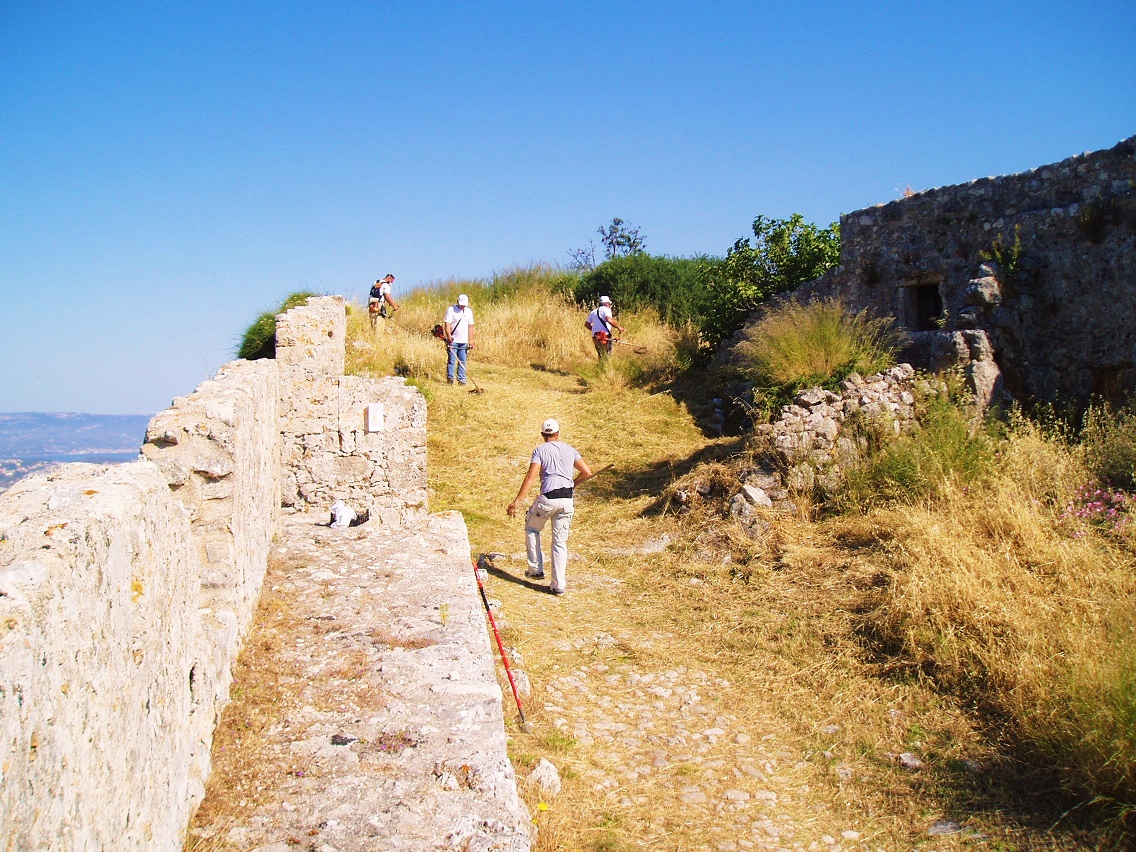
[1082,400,1136,491]
[699,214,840,345]
[237,292,317,360]
[574,253,719,332]
[570,212,840,353]
[738,298,898,395]
[842,393,995,508]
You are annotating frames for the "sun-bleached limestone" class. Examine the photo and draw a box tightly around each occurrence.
[0,462,201,850]
[1,295,454,849]
[276,297,427,522]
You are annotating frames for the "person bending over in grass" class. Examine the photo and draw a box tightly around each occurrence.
[507,419,594,596]
[368,274,399,329]
[585,295,625,360]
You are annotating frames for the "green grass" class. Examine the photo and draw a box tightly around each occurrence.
[840,392,995,508]
[237,291,317,360]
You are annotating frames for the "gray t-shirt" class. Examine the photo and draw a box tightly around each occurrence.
[531,441,581,494]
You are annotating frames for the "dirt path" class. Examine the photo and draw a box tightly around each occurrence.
[484,552,946,852]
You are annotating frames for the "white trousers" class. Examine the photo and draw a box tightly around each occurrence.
[525,495,574,593]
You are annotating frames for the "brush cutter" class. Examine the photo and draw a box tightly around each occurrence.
[585,463,614,481]
[613,339,647,354]
[464,365,484,394]
[443,343,484,394]
[473,556,527,729]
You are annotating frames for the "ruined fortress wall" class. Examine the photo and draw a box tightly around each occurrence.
[277,296,428,522]
[0,296,428,848]
[796,136,1136,404]
[0,463,206,850]
[140,357,281,805]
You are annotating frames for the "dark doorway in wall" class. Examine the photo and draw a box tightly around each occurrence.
[901,282,943,331]
[1091,365,1133,406]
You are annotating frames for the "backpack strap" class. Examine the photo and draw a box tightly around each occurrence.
[448,309,466,339]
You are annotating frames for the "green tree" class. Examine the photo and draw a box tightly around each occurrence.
[699,214,840,345]
[598,217,647,259]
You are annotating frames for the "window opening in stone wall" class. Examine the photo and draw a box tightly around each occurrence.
[1091,366,1130,406]
[901,282,943,331]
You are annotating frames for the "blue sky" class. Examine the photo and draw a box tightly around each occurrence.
[2,2,1133,414]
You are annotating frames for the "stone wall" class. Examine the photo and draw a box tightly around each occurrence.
[0,464,204,849]
[277,296,428,523]
[140,358,281,802]
[0,295,430,848]
[753,364,927,492]
[793,136,1136,405]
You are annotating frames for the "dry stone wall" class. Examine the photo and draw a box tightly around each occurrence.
[792,136,1136,405]
[0,296,432,848]
[277,296,427,523]
[754,364,926,492]
[0,463,204,850]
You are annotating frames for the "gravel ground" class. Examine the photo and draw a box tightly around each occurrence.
[485,559,972,852]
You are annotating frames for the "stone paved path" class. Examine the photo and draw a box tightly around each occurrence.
[483,559,941,851]
[188,513,531,852]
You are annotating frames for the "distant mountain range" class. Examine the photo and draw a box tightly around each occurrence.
[0,412,152,491]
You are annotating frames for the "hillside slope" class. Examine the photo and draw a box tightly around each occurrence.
[409,365,1087,850]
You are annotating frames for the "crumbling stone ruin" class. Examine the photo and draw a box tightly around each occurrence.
[0,297,530,850]
[754,364,925,493]
[793,136,1136,407]
[709,137,1135,511]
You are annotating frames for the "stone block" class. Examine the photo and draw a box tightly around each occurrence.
[739,485,774,508]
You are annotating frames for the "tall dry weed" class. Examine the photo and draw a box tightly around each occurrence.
[861,423,1136,824]
[738,298,899,391]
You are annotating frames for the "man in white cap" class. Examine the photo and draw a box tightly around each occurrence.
[443,294,475,384]
[507,418,594,595]
[585,295,625,360]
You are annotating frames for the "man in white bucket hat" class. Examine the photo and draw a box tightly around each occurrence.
[506,418,594,595]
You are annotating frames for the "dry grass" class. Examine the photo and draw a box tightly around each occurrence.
[737,297,899,391]
[187,555,389,850]
[857,432,1136,831]
[344,299,1136,848]
[187,573,313,846]
[345,265,689,390]
[391,360,1039,846]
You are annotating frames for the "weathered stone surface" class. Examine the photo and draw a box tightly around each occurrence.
[739,484,773,508]
[276,299,427,520]
[964,275,1002,307]
[1,294,460,850]
[528,758,563,796]
[0,463,202,850]
[188,513,533,852]
[781,136,1136,406]
[755,364,931,492]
